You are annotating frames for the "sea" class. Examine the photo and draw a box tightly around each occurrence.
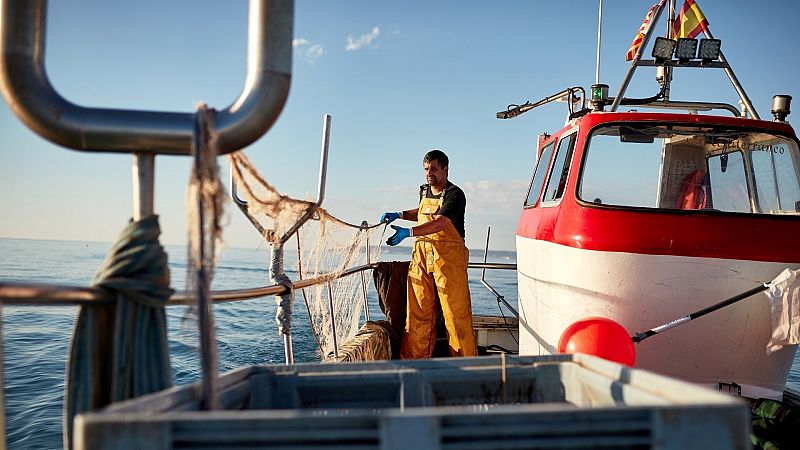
[1,237,798,449]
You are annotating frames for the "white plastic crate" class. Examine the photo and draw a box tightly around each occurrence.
[74,354,749,449]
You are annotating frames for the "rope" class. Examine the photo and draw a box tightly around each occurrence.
[269,242,294,336]
[64,215,173,449]
[186,103,225,410]
[229,151,388,230]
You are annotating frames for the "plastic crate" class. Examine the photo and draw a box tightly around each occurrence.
[74,354,749,449]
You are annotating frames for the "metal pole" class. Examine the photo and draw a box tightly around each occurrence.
[283,333,294,365]
[633,283,769,343]
[132,153,155,220]
[662,0,675,102]
[360,221,370,323]
[327,282,339,359]
[278,114,331,244]
[316,115,331,207]
[701,29,760,120]
[595,0,602,85]
[610,2,666,112]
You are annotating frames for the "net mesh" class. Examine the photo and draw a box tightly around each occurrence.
[229,151,388,359]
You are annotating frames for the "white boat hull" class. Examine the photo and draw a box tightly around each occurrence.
[516,235,798,399]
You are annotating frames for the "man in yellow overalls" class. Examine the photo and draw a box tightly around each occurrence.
[380,150,477,358]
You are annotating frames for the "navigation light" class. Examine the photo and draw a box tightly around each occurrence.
[591,84,609,111]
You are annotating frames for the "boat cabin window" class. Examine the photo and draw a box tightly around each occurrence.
[750,143,800,214]
[524,141,555,207]
[706,151,750,213]
[541,133,577,205]
[579,127,661,207]
[578,124,800,216]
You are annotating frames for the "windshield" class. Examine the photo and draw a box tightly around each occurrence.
[578,124,800,215]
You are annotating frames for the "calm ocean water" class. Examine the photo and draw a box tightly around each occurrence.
[1,237,798,449]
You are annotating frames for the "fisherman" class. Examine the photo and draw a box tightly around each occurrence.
[380,149,477,358]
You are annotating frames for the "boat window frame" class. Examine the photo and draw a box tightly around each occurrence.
[705,149,752,213]
[747,138,800,214]
[574,120,800,219]
[540,131,578,209]
[523,140,557,208]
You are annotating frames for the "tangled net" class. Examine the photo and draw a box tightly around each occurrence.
[229,151,387,359]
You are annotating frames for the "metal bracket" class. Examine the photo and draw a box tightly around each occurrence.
[497,87,586,121]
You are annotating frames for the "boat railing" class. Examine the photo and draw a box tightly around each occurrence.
[0,261,516,306]
[0,259,514,450]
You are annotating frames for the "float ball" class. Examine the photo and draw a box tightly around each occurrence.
[557,317,636,366]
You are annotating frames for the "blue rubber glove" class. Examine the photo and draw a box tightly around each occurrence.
[387,225,411,246]
[380,211,400,224]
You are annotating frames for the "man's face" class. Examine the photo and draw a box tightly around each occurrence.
[424,159,448,188]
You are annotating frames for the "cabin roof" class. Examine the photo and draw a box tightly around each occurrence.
[562,111,798,139]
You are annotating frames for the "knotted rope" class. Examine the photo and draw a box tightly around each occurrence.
[270,244,294,335]
[64,215,173,449]
[186,103,226,410]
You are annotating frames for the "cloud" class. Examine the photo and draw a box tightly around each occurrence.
[293,37,324,63]
[345,27,380,51]
[462,180,529,213]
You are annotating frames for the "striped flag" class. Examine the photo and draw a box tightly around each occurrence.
[626,1,664,61]
[672,0,709,39]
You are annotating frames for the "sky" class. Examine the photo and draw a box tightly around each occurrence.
[1,0,798,252]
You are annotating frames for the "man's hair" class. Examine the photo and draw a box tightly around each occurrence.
[423,149,449,168]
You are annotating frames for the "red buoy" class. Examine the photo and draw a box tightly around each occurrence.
[558,317,636,366]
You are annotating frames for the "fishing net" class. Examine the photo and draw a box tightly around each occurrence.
[229,151,388,359]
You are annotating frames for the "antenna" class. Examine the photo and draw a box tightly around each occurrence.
[595,0,603,85]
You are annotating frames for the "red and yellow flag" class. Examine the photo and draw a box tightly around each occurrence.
[672,0,709,39]
[626,1,664,61]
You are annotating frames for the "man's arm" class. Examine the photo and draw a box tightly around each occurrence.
[410,215,450,237]
[401,208,419,222]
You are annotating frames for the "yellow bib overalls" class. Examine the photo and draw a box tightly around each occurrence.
[400,192,477,358]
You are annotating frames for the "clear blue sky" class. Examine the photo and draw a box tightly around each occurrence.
[1,0,798,252]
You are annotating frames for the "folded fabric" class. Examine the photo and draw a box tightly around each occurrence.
[765,268,800,355]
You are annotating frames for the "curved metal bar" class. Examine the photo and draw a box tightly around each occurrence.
[278,114,331,244]
[0,282,114,305]
[0,261,518,306]
[0,0,293,155]
[625,100,741,117]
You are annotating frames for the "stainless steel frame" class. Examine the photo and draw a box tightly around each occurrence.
[609,0,760,119]
[0,0,294,155]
